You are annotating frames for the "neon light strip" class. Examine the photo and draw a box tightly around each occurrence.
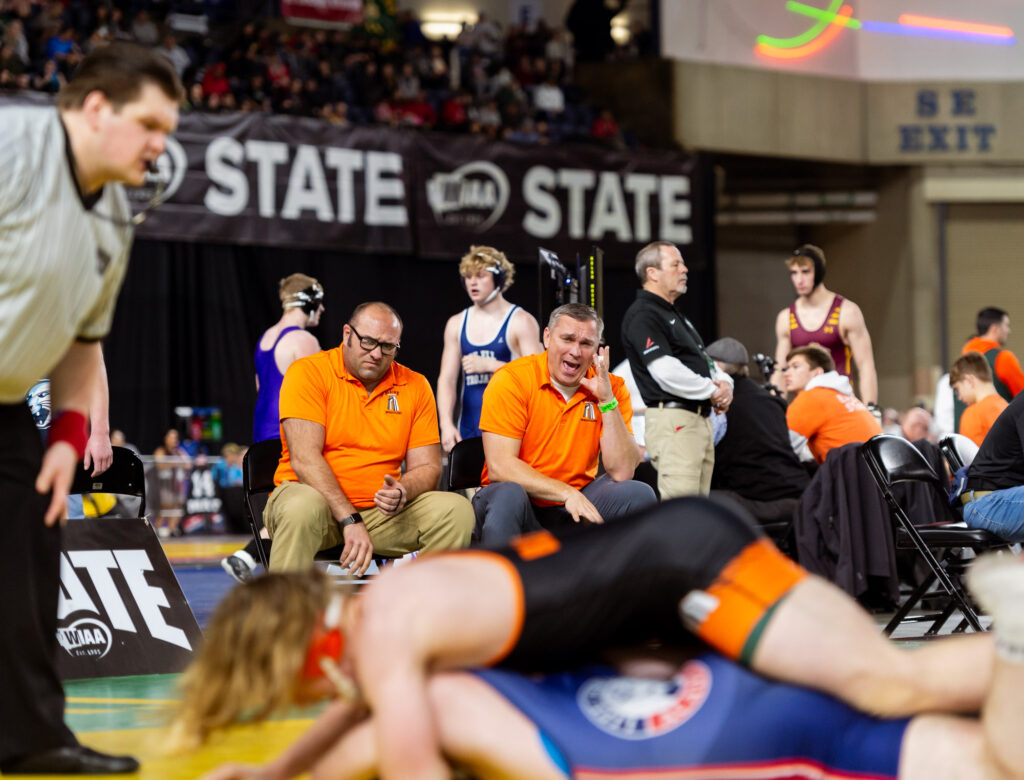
[756,4,854,59]
[861,20,1016,44]
[756,0,842,49]
[898,14,1014,38]
[785,1,862,30]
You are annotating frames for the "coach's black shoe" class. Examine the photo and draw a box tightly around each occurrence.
[0,745,139,774]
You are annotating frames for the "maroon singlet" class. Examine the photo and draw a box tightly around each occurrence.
[789,294,851,376]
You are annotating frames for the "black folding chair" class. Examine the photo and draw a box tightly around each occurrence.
[70,446,146,519]
[861,434,1006,635]
[446,436,484,491]
[241,438,282,568]
[939,433,979,473]
[242,438,386,572]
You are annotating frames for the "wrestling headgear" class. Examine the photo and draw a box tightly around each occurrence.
[790,245,826,288]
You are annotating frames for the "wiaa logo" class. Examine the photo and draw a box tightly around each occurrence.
[577,659,711,740]
[57,617,113,659]
[125,136,187,208]
[426,161,509,232]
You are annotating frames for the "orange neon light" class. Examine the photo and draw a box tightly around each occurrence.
[897,14,1014,38]
[756,5,854,59]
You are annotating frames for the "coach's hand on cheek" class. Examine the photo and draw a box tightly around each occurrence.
[36,442,77,526]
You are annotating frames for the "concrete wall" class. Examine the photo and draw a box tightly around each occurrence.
[672,61,867,162]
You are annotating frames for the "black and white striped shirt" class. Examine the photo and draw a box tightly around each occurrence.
[0,105,133,402]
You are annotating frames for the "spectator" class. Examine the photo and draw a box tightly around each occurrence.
[960,391,1024,539]
[3,18,29,66]
[419,43,449,90]
[158,33,191,77]
[441,88,471,131]
[109,429,141,457]
[130,9,159,47]
[468,98,502,137]
[44,26,78,68]
[472,303,655,546]
[899,406,934,443]
[153,428,190,538]
[395,61,420,100]
[0,43,26,85]
[31,58,64,93]
[266,52,292,92]
[396,89,436,128]
[956,307,1024,433]
[784,345,882,464]
[591,107,625,148]
[545,27,573,72]
[706,337,809,523]
[950,351,1008,447]
[263,301,474,573]
[472,12,503,59]
[621,241,734,498]
[532,74,565,118]
[201,62,230,97]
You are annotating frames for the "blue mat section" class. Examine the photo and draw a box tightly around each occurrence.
[174,567,235,629]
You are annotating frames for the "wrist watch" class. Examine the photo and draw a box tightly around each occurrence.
[340,512,363,528]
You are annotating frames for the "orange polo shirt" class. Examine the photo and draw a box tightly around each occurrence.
[962,337,1024,397]
[960,393,1008,447]
[478,352,633,505]
[786,387,882,464]
[274,345,440,508]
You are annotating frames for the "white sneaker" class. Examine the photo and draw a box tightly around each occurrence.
[967,552,1024,642]
[221,550,257,584]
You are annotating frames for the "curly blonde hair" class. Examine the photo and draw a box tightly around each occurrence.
[458,245,515,292]
[165,570,336,751]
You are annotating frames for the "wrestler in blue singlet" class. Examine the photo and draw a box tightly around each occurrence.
[252,326,302,442]
[475,652,909,779]
[458,305,518,440]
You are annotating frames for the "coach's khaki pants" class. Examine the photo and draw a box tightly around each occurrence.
[644,407,714,499]
[263,481,475,571]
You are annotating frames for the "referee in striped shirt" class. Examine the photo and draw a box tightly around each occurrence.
[0,44,182,775]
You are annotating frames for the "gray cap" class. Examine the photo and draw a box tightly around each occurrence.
[705,337,749,365]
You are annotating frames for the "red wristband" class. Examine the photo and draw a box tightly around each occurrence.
[48,410,89,459]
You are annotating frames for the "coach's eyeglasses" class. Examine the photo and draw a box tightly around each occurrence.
[348,323,400,356]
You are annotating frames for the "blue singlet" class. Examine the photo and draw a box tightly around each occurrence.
[458,305,518,440]
[474,652,909,779]
[252,326,302,443]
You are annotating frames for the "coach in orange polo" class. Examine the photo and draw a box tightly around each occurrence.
[473,303,657,545]
[264,301,474,574]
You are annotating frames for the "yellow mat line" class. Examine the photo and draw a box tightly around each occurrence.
[68,697,179,704]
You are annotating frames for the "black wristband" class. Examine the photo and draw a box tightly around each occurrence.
[340,512,363,528]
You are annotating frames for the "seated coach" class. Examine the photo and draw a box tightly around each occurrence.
[264,302,474,574]
[472,303,656,546]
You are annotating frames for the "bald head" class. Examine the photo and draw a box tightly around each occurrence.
[900,407,932,442]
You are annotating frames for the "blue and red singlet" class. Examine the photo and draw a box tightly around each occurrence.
[475,652,908,780]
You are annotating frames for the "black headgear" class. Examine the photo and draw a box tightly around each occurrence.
[460,259,507,302]
[791,246,825,288]
[284,283,325,316]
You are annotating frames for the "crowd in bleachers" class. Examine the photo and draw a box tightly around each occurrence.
[0,1,649,147]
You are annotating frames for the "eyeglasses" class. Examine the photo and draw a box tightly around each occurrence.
[348,323,400,356]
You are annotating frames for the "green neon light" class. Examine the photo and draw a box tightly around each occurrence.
[787,1,862,29]
[755,0,842,48]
